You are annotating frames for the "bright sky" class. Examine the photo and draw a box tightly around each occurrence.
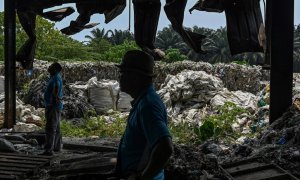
[1,1,299,42]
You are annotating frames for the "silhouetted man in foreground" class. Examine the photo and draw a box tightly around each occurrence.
[114,50,173,179]
[41,62,64,156]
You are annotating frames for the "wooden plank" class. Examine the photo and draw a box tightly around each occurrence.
[0,175,17,180]
[227,164,273,175]
[0,166,32,173]
[231,164,275,177]
[259,173,292,180]
[0,155,50,162]
[0,159,44,165]
[219,166,234,179]
[0,170,24,175]
[102,152,117,158]
[63,143,117,152]
[272,163,299,180]
[0,162,36,169]
[0,153,52,160]
[50,162,115,176]
[222,157,260,168]
[60,154,98,164]
[235,169,287,180]
[59,172,112,180]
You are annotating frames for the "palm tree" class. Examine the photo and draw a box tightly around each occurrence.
[192,26,215,37]
[155,25,187,53]
[106,29,134,45]
[201,27,232,63]
[85,28,109,43]
[85,28,111,53]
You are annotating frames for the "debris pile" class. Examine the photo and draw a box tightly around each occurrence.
[2,60,300,179]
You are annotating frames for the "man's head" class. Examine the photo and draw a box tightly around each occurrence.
[116,50,154,96]
[48,62,62,76]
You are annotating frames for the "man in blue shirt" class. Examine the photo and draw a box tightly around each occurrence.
[114,50,173,180]
[41,62,63,156]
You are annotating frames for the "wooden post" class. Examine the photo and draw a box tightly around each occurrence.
[4,0,16,128]
[267,0,294,123]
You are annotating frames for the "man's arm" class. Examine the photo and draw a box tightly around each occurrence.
[140,136,173,180]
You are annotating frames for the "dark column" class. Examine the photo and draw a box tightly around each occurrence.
[4,0,16,128]
[267,0,294,123]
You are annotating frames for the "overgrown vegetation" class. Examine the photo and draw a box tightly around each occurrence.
[164,49,187,63]
[170,102,250,145]
[60,102,251,145]
[60,112,126,138]
[100,40,140,63]
[194,102,249,144]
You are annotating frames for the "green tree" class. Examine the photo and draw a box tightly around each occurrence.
[202,27,232,63]
[84,28,112,54]
[155,25,187,53]
[0,12,100,62]
[101,40,139,63]
[106,29,134,45]
[164,48,187,63]
[85,28,109,42]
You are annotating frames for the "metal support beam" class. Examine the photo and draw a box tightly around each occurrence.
[4,0,16,128]
[267,0,294,123]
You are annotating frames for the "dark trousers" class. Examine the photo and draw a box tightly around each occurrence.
[44,107,62,152]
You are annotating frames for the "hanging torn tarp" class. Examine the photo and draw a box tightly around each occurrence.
[164,0,206,53]
[224,0,264,55]
[189,0,225,13]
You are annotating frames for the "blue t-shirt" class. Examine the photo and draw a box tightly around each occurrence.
[44,73,63,110]
[118,85,171,180]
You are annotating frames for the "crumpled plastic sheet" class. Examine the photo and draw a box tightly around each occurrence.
[171,105,209,126]
[210,89,258,113]
[159,70,223,107]
[154,60,214,88]
[159,70,224,124]
[13,122,41,132]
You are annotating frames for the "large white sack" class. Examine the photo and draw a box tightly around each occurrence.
[117,92,133,112]
[87,77,119,114]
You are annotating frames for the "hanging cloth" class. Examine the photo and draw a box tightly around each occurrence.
[189,0,225,13]
[225,0,264,55]
[164,0,206,53]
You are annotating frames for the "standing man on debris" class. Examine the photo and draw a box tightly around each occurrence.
[114,50,173,180]
[41,62,64,156]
